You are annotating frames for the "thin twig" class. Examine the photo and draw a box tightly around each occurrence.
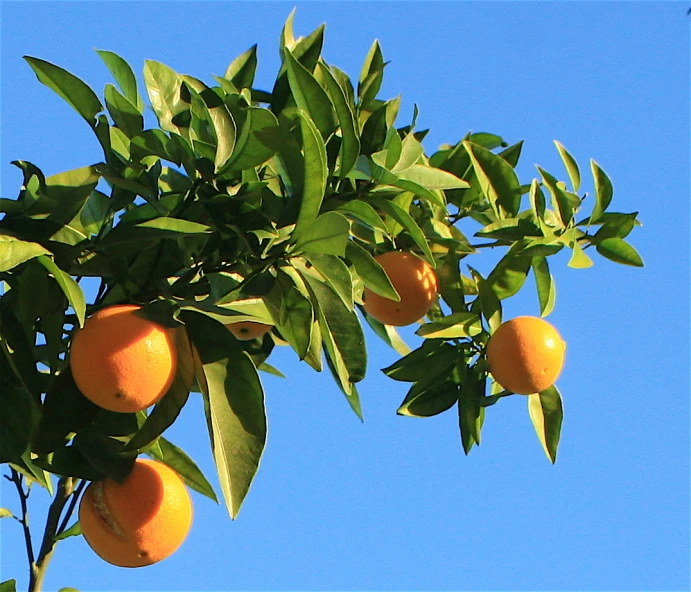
[10,468,36,569]
[56,479,85,536]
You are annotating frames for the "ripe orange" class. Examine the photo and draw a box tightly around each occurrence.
[79,458,193,568]
[226,321,273,341]
[362,251,438,326]
[486,316,566,395]
[70,304,177,413]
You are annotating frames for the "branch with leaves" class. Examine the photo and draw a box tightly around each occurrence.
[0,10,643,592]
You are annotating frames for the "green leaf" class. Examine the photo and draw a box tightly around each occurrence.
[0,234,50,272]
[222,107,279,172]
[96,49,143,111]
[396,165,469,190]
[0,580,17,592]
[305,253,354,311]
[595,238,644,267]
[528,385,563,463]
[384,341,458,383]
[469,267,502,334]
[148,437,218,503]
[475,218,542,241]
[284,49,336,139]
[345,241,399,301]
[304,274,367,384]
[567,241,593,269]
[531,257,556,317]
[486,245,532,300]
[537,167,573,227]
[80,190,111,236]
[202,89,237,172]
[393,133,424,172]
[590,160,613,223]
[135,218,212,235]
[361,313,410,356]
[104,84,144,138]
[24,57,103,127]
[336,200,388,232]
[463,141,522,218]
[54,521,82,541]
[591,212,638,242]
[293,212,350,257]
[368,198,434,265]
[144,60,187,135]
[291,110,328,239]
[224,45,258,90]
[358,40,385,110]
[554,141,580,192]
[318,62,360,177]
[36,256,86,327]
[200,353,267,519]
[458,371,485,454]
[272,268,314,360]
[416,312,482,339]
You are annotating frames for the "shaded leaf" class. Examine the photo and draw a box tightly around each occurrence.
[595,238,644,267]
[0,234,50,272]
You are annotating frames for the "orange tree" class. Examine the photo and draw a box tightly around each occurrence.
[0,13,643,592]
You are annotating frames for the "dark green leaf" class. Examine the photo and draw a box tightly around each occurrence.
[528,385,563,463]
[486,245,532,300]
[384,341,458,383]
[0,579,17,592]
[222,107,279,172]
[591,212,638,242]
[36,256,86,327]
[469,267,502,333]
[271,268,314,360]
[24,57,103,127]
[458,372,485,454]
[398,380,458,418]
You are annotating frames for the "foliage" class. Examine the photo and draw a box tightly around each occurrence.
[0,12,642,591]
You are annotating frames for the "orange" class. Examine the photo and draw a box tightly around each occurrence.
[362,251,438,326]
[79,458,193,568]
[226,321,273,341]
[70,304,177,413]
[486,316,566,395]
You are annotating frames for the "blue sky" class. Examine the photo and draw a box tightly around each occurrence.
[1,2,689,591]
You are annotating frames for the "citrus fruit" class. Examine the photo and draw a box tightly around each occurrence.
[70,304,177,413]
[226,321,273,341]
[362,251,438,326]
[79,458,193,568]
[486,316,566,395]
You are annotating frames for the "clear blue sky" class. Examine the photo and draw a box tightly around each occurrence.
[1,2,689,591]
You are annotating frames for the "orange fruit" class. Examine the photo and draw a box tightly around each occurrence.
[362,251,438,326]
[486,316,566,395]
[226,321,273,341]
[70,304,177,413]
[79,458,193,568]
